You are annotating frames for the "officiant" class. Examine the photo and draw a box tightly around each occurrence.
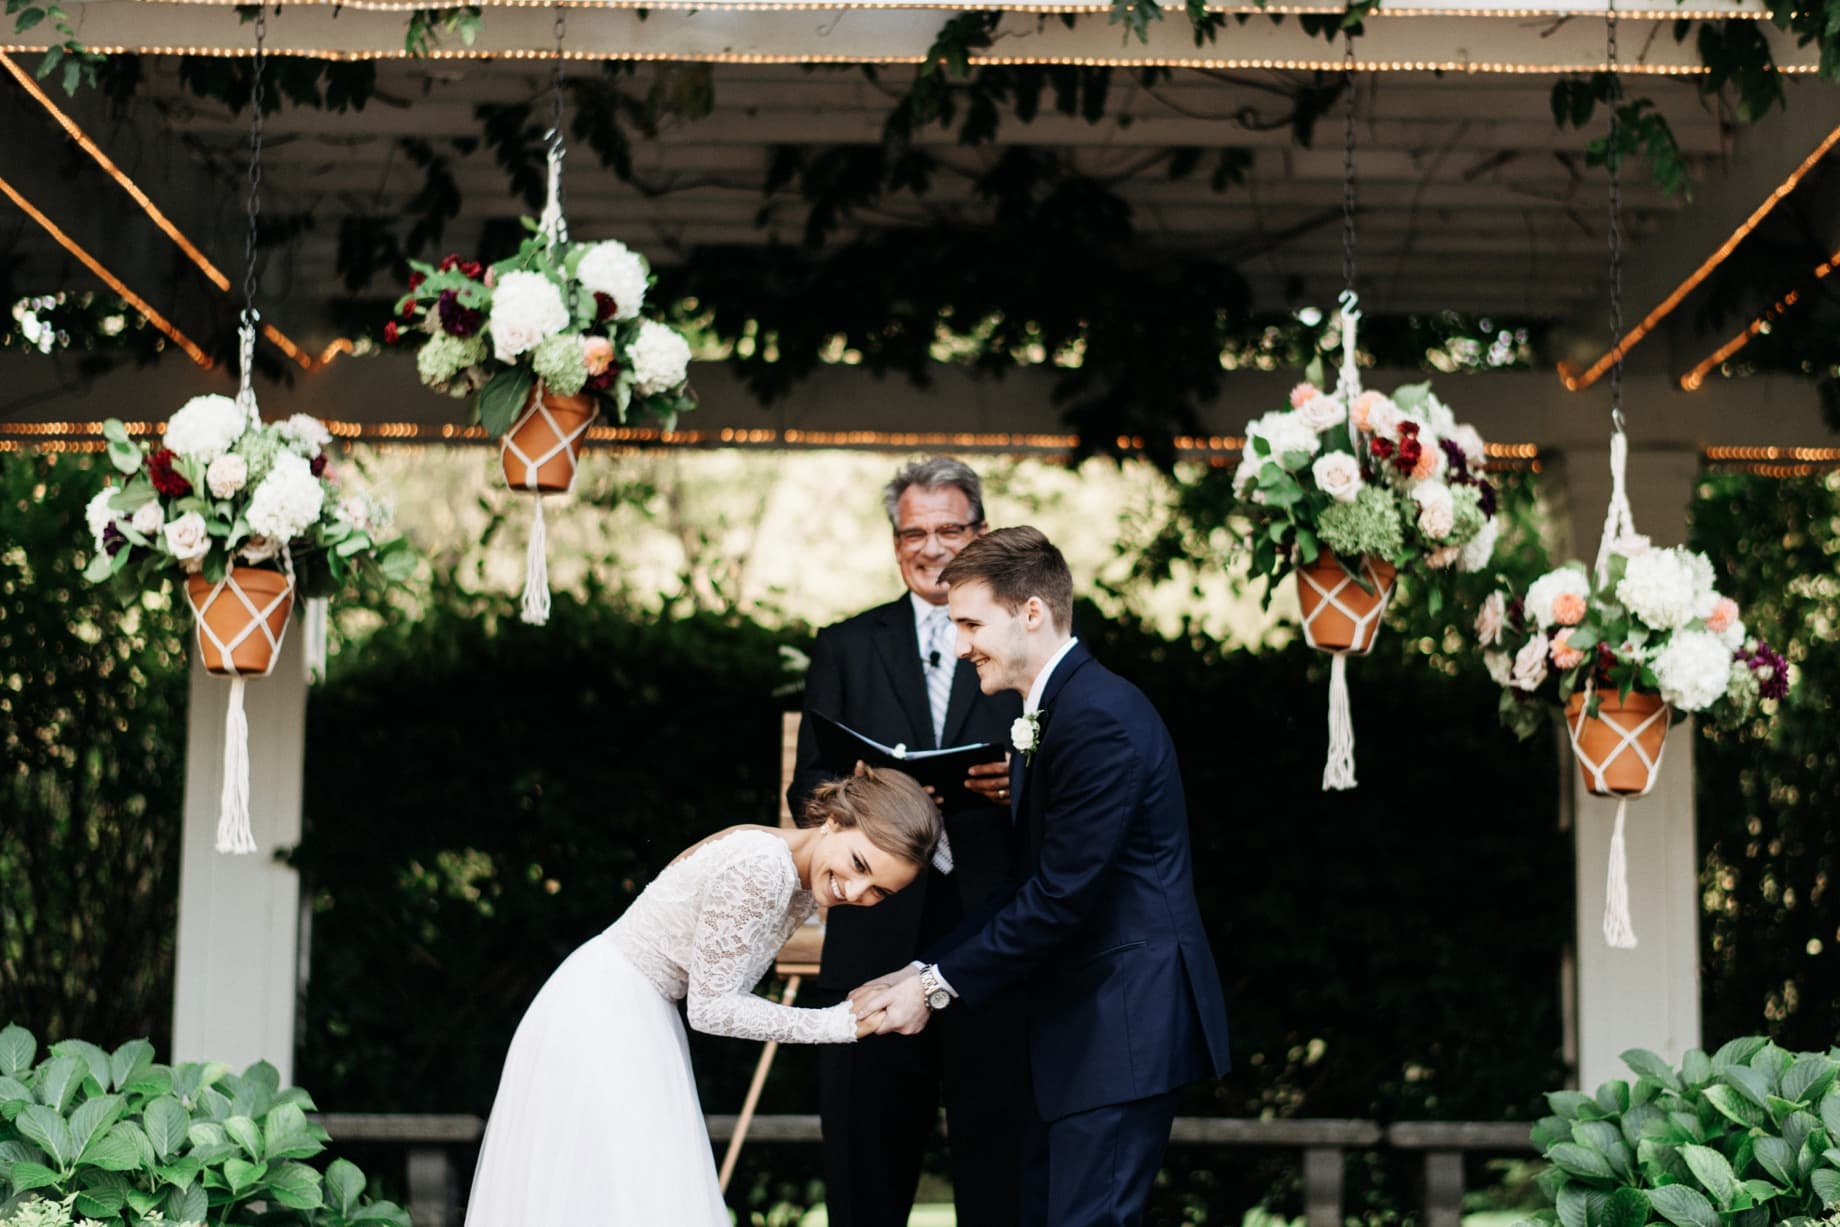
[789,457,1026,1227]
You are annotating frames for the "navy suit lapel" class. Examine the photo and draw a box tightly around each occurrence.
[871,598,935,749]
[1009,641,1092,823]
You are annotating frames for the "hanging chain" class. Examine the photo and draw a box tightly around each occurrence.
[1606,0,1625,431]
[238,7,267,414]
[1341,31,1357,297]
[539,4,569,247]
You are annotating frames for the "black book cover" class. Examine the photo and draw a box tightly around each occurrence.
[808,711,1007,815]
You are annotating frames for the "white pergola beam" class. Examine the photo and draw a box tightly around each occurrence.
[13,1,1821,71]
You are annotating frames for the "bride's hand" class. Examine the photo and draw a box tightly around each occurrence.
[854,1008,886,1039]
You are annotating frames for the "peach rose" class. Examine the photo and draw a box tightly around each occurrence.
[1549,628,1586,670]
[1706,597,1739,634]
[1410,444,1441,482]
[1290,382,1321,409]
[1351,390,1385,433]
[582,336,615,376]
[1551,592,1587,627]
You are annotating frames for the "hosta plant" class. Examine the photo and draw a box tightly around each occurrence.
[1523,1037,1840,1227]
[0,1024,407,1227]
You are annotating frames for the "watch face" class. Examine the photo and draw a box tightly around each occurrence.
[928,989,951,1010]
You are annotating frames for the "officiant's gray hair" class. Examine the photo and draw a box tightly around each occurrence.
[883,457,986,529]
[801,769,941,868]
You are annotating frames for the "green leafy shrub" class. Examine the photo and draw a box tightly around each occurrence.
[0,1024,406,1227]
[1526,1037,1840,1227]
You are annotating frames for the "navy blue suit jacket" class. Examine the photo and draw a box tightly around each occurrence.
[932,641,1231,1122]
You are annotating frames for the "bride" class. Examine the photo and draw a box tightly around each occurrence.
[463,767,942,1224]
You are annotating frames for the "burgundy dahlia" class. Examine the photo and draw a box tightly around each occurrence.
[383,321,400,345]
[1393,436,1423,475]
[148,448,191,497]
[310,454,329,478]
[461,260,485,281]
[437,290,483,339]
[594,292,619,322]
[1370,437,1395,461]
[439,254,461,272]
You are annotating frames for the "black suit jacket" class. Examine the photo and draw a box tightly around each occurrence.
[790,594,1023,990]
[931,641,1231,1121]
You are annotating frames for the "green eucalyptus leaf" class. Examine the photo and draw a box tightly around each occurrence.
[144,1096,191,1161]
[326,1157,366,1216]
[107,1040,154,1093]
[1706,1084,1766,1128]
[223,1155,267,1193]
[1682,1049,1714,1087]
[1724,1064,1774,1109]
[1755,1136,1795,1186]
[8,1160,61,1191]
[1812,1167,1840,1208]
[1547,1091,1595,1121]
[1712,1037,1769,1070]
[1783,1055,1837,1105]
[165,1182,207,1224]
[1547,1143,1615,1181]
[18,1103,74,1169]
[69,1092,124,1158]
[35,1055,83,1111]
[1602,1187,1650,1227]
[223,1113,263,1160]
[1556,1184,1590,1227]
[266,1160,326,1210]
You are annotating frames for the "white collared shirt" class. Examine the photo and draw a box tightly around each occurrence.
[1024,636,1080,716]
[909,591,949,653]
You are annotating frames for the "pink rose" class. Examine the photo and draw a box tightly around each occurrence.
[1476,592,1505,646]
[1290,382,1321,409]
[582,336,615,376]
[1707,597,1739,634]
[1549,628,1586,670]
[1551,592,1587,627]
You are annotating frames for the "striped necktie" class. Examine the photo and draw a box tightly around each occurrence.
[923,605,952,747]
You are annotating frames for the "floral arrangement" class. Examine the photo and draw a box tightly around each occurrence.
[388,222,696,437]
[1478,535,1790,739]
[81,399,414,595]
[1232,378,1500,586]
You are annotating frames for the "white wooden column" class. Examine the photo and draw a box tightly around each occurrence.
[1550,443,1703,1091]
[171,626,308,1084]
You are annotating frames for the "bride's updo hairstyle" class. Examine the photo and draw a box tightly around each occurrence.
[802,768,941,867]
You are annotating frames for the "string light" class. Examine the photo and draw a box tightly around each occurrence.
[0,172,214,369]
[1559,121,1840,392]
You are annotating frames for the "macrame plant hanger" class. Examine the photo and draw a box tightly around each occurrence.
[509,6,587,626]
[1313,32,1391,791]
[1576,0,1655,948]
[200,7,293,854]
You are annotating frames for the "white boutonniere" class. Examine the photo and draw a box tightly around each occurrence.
[1010,713,1040,764]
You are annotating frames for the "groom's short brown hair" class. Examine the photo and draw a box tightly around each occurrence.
[939,526,1073,631]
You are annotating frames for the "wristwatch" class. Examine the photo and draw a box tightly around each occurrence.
[918,964,951,1012]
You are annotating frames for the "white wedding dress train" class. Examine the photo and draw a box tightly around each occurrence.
[464,829,857,1226]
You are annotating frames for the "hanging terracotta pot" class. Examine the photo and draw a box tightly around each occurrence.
[1565,689,1670,797]
[184,567,296,676]
[500,387,598,494]
[1295,550,1396,654]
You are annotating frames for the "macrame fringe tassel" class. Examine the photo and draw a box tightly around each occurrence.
[1603,798,1638,949]
[1322,652,1358,791]
[303,596,329,683]
[520,496,552,626]
[217,677,257,855]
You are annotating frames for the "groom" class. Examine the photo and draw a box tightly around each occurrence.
[850,526,1231,1227]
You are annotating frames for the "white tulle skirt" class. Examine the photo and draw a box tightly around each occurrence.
[464,931,730,1225]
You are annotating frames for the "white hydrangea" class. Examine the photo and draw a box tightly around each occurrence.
[277,413,333,457]
[1457,516,1499,573]
[163,394,245,463]
[629,320,692,396]
[1617,547,1713,631]
[1246,411,1322,468]
[489,270,571,362]
[85,488,121,550]
[246,452,326,543]
[1719,618,1747,651]
[576,240,649,320]
[1652,629,1734,712]
[1524,566,1591,629]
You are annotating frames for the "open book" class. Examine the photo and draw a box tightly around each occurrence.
[808,711,1008,815]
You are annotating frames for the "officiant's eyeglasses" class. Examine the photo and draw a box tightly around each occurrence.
[895,521,982,550]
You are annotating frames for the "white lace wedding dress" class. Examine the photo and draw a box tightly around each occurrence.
[464,829,858,1225]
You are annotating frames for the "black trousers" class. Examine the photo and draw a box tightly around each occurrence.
[814,991,1025,1227]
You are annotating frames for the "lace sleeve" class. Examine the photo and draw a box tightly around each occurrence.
[685,852,858,1045]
